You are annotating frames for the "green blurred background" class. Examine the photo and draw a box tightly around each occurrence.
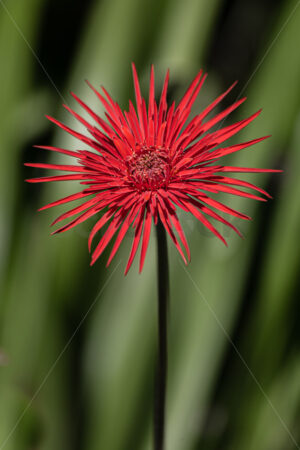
[0,0,300,449]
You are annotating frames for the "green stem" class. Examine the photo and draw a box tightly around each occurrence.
[154,220,169,450]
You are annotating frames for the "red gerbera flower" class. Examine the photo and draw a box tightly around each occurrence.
[26,64,279,274]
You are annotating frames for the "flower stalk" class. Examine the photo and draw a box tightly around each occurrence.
[154,220,169,450]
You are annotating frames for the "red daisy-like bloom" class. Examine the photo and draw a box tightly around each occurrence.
[26,64,279,274]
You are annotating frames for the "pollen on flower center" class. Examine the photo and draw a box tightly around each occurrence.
[126,147,170,190]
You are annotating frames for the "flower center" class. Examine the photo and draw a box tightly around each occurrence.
[126,147,169,190]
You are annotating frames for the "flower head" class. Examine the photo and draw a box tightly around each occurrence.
[26,64,280,274]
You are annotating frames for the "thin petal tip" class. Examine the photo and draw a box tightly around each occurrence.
[90,254,98,266]
[131,62,137,73]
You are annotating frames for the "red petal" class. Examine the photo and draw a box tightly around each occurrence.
[88,209,116,251]
[52,196,100,226]
[208,175,272,198]
[106,200,140,266]
[39,191,93,211]
[203,183,267,201]
[194,81,238,124]
[63,103,100,137]
[139,205,152,272]
[158,69,169,128]
[51,204,100,234]
[185,73,207,112]
[197,195,251,220]
[156,121,167,146]
[33,145,78,158]
[148,65,155,146]
[186,110,262,158]
[142,98,148,141]
[169,210,191,261]
[85,81,121,127]
[128,100,143,141]
[188,197,243,238]
[219,166,283,173]
[200,97,247,134]
[24,162,87,172]
[124,205,145,275]
[46,115,99,149]
[211,136,270,160]
[26,174,88,183]
[164,101,175,146]
[156,196,187,264]
[131,63,145,140]
[121,125,136,149]
[176,69,203,114]
[181,198,227,245]
[208,109,262,147]
[168,73,206,147]
[91,213,123,265]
